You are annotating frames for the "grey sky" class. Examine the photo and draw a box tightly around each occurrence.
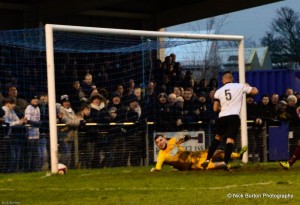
[167,0,300,44]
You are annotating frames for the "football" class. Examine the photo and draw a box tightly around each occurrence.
[57,163,67,175]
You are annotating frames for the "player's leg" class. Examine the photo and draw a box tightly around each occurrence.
[223,138,234,165]
[202,118,226,169]
[238,146,248,159]
[280,141,300,170]
[212,146,247,160]
[206,161,219,170]
[212,149,224,159]
[201,135,222,168]
[222,116,240,171]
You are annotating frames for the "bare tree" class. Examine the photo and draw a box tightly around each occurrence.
[261,7,300,67]
[183,15,229,79]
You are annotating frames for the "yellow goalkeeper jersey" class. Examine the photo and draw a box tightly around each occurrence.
[155,137,214,170]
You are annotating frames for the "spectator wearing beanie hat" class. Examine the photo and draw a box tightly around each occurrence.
[24,95,41,171]
[107,93,125,122]
[123,94,143,166]
[124,94,141,122]
[155,93,170,131]
[57,94,82,168]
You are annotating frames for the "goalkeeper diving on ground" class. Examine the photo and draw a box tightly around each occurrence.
[150,134,247,172]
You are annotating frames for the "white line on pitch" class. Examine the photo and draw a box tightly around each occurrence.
[0,181,274,192]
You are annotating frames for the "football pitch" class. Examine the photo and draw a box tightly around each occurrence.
[0,162,299,205]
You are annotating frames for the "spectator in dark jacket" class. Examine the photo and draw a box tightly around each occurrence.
[88,94,108,168]
[69,81,87,113]
[81,74,96,99]
[278,100,291,122]
[123,94,143,166]
[268,93,280,122]
[257,94,274,124]
[166,93,182,131]
[154,93,169,131]
[246,94,261,124]
[124,94,141,122]
[182,88,197,130]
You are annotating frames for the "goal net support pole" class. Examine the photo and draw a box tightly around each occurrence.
[45,24,248,173]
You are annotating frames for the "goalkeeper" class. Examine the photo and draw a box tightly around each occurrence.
[151,134,247,172]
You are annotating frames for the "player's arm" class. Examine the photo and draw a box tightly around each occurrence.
[213,99,221,112]
[150,152,165,172]
[244,83,259,95]
[249,87,259,95]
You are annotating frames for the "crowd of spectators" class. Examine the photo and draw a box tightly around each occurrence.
[246,89,300,127]
[1,50,300,171]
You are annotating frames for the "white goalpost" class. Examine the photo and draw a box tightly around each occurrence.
[45,24,248,173]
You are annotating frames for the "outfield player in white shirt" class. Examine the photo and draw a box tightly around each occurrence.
[202,71,258,171]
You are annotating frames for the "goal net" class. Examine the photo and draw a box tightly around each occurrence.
[0,25,247,173]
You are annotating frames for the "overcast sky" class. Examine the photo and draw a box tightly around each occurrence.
[167,0,300,44]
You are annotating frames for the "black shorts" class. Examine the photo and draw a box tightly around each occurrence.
[215,115,240,140]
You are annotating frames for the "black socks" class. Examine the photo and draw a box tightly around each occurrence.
[207,139,221,160]
[224,143,234,164]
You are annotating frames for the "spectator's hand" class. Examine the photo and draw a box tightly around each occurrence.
[23,117,28,124]
[57,112,64,119]
[19,117,27,125]
[255,118,263,125]
[194,109,200,115]
[176,119,183,126]
[110,113,117,118]
[77,114,83,120]
[81,97,88,102]
[296,107,300,116]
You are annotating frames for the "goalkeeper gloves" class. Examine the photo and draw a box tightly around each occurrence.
[184,135,191,141]
[150,168,159,172]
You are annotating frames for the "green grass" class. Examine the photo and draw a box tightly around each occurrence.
[0,162,299,205]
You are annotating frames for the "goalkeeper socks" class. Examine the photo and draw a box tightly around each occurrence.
[207,139,220,160]
[217,152,239,159]
[288,145,300,166]
[224,143,234,164]
[230,152,239,159]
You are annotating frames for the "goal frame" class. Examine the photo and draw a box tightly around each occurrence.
[45,24,248,173]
